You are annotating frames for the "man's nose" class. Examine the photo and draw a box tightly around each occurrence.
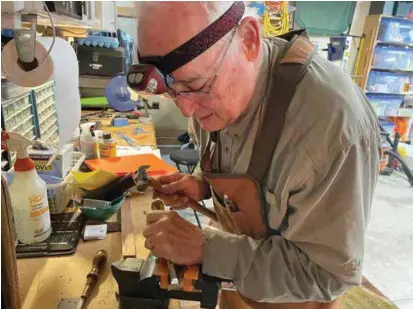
[176,97,197,117]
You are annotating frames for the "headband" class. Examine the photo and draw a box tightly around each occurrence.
[139,1,245,74]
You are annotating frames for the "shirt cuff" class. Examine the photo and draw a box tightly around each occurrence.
[201,226,240,280]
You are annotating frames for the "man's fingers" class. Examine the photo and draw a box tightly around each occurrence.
[146,210,168,224]
[153,192,189,209]
[155,172,183,185]
[161,180,187,194]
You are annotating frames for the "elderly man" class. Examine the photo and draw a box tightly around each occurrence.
[132,2,381,308]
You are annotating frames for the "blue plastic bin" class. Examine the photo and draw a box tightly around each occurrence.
[372,45,413,70]
[366,94,403,116]
[379,119,396,135]
[366,71,409,94]
[378,17,413,44]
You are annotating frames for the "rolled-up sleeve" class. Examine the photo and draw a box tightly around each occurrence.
[202,136,380,303]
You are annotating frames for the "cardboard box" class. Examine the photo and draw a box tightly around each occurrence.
[28,144,73,179]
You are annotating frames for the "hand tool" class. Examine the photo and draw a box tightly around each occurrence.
[112,256,224,309]
[135,165,218,222]
[116,132,140,149]
[58,250,108,309]
[150,200,180,288]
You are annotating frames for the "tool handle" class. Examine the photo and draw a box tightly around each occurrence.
[150,176,218,222]
[81,250,108,300]
[187,200,218,222]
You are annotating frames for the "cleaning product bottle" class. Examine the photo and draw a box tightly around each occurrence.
[80,122,99,159]
[99,133,117,158]
[1,131,52,244]
[70,126,81,151]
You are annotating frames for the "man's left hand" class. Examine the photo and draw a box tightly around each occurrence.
[143,210,205,265]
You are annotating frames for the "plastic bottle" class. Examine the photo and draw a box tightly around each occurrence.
[70,126,80,151]
[1,131,52,244]
[99,133,117,158]
[80,123,99,159]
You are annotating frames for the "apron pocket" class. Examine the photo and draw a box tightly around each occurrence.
[227,210,252,236]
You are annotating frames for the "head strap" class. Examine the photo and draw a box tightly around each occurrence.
[139,1,245,74]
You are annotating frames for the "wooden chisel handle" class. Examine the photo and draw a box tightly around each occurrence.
[150,177,218,222]
[81,250,108,300]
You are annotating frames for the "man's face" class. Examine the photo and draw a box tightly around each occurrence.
[138,3,259,132]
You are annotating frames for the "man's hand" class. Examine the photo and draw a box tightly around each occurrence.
[143,210,206,265]
[153,172,210,209]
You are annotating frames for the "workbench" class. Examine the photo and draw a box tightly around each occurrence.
[81,110,157,148]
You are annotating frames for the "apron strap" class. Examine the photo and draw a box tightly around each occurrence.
[247,31,316,185]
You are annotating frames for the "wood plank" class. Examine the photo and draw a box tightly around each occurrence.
[121,198,136,258]
[130,192,153,259]
[355,15,381,90]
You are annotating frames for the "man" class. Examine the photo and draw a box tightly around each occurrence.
[137,2,381,308]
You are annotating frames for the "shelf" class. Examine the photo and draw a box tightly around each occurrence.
[365,92,413,96]
[371,68,413,74]
[376,41,413,49]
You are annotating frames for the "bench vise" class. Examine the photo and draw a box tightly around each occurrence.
[112,254,222,309]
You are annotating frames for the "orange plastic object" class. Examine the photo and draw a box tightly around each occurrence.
[84,154,177,176]
[155,258,169,290]
[183,265,200,292]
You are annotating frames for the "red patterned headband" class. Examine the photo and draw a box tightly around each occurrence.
[139,1,245,75]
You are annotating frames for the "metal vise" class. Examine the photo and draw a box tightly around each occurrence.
[112,255,222,309]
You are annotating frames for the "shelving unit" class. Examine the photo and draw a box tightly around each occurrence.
[356,14,413,142]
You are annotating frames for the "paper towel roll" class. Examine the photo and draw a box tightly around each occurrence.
[2,37,81,150]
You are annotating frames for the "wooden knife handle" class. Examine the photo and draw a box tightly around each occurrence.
[81,250,108,300]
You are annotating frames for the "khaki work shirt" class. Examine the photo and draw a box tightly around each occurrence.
[188,37,381,303]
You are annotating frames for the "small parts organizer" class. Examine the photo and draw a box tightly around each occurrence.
[1,81,59,146]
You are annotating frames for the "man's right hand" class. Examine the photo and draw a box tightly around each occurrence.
[153,173,210,209]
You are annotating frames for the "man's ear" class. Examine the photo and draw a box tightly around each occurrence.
[238,17,261,62]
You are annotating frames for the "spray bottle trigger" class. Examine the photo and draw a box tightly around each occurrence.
[1,132,9,150]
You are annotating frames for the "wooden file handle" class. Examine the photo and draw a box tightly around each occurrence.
[81,250,108,300]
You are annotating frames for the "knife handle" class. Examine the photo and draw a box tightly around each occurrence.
[81,250,108,300]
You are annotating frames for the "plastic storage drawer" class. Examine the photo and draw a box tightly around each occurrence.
[1,92,37,141]
[366,71,410,94]
[372,45,413,70]
[366,94,403,116]
[378,17,413,44]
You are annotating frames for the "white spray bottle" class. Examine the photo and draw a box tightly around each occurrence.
[80,122,99,159]
[1,131,52,244]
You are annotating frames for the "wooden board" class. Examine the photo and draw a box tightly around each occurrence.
[17,233,122,309]
[121,199,135,258]
[355,14,381,90]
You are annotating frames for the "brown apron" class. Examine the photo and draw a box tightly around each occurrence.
[200,31,341,309]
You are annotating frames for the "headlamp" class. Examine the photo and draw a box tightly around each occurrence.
[127,1,245,95]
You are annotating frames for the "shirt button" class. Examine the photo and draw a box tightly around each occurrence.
[225,146,229,154]
[234,134,239,139]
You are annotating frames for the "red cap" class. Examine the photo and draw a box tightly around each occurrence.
[14,158,35,172]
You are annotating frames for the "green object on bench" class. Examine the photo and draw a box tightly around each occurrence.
[81,97,109,108]
[341,286,398,309]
